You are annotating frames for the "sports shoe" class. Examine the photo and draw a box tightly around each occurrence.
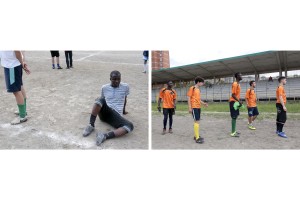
[83,124,95,137]
[11,116,27,125]
[276,130,279,135]
[168,128,173,133]
[248,125,256,130]
[230,131,239,137]
[52,66,55,69]
[195,137,204,144]
[57,66,63,69]
[96,132,107,146]
[278,132,287,138]
[162,128,166,135]
[66,67,70,69]
[70,66,73,68]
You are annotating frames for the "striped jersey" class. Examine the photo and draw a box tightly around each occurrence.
[101,82,129,115]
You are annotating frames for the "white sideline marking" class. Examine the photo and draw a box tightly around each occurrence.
[74,53,102,61]
[0,123,95,148]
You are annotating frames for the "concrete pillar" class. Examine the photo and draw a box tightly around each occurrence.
[279,69,282,76]
[285,68,288,77]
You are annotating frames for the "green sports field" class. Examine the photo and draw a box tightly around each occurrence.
[152,101,300,113]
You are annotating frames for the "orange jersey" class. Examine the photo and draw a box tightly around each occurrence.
[159,88,177,108]
[276,85,286,104]
[245,89,257,107]
[229,81,241,102]
[187,86,201,108]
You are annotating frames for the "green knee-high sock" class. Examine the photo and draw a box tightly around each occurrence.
[18,104,26,118]
[24,98,27,113]
[232,118,236,133]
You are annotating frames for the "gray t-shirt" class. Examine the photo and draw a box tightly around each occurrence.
[101,82,129,115]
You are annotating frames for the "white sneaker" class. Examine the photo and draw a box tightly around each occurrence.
[14,111,28,116]
[11,116,28,125]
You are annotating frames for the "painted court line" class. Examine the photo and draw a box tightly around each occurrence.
[0,123,95,148]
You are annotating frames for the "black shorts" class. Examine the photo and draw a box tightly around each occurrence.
[192,108,201,121]
[50,51,60,57]
[276,103,287,123]
[95,97,134,133]
[247,107,259,117]
[229,101,239,119]
[163,108,175,116]
[4,65,23,93]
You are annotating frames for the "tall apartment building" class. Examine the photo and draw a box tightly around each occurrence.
[151,51,170,70]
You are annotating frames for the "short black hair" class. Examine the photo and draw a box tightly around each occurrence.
[110,70,121,77]
[194,76,204,84]
[235,72,241,78]
[278,76,286,83]
[249,80,255,86]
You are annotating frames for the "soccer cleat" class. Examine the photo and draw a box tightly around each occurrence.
[52,66,55,69]
[96,132,107,146]
[248,125,256,130]
[168,128,173,133]
[11,116,27,125]
[57,66,63,69]
[83,124,95,137]
[278,132,287,138]
[162,128,166,135]
[195,137,204,144]
[230,131,239,137]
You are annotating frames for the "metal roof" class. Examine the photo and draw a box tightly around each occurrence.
[152,51,300,84]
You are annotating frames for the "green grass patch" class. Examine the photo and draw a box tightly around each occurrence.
[153,101,300,113]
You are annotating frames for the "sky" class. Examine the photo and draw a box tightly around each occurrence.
[169,49,300,77]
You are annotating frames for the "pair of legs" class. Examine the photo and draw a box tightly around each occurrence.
[162,108,174,134]
[276,103,287,138]
[247,107,259,130]
[143,57,148,73]
[83,98,134,145]
[229,101,240,137]
[4,65,28,124]
[192,108,203,143]
[50,51,62,69]
[65,51,73,69]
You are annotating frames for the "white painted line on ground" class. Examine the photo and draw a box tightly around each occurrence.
[0,123,95,148]
[74,52,103,61]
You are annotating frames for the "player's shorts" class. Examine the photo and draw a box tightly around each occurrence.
[192,108,201,121]
[50,51,60,57]
[247,107,259,117]
[143,55,148,61]
[4,65,23,93]
[163,108,175,116]
[276,103,287,123]
[95,97,134,133]
[229,101,239,119]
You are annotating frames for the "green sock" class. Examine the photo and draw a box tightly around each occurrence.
[24,98,27,113]
[232,118,236,133]
[17,104,26,118]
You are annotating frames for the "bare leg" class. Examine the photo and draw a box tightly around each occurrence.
[113,128,127,137]
[248,116,252,124]
[56,57,60,65]
[21,86,27,99]
[252,115,257,122]
[52,57,55,65]
[13,91,24,104]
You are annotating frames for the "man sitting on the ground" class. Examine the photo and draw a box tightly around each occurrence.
[82,70,134,146]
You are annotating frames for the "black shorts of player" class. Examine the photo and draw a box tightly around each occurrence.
[50,51,60,57]
[192,108,201,121]
[4,65,23,93]
[229,101,239,119]
[247,107,259,117]
[276,103,287,124]
[163,108,175,116]
[95,97,134,133]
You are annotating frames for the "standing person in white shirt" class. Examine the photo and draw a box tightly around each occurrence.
[0,51,30,124]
